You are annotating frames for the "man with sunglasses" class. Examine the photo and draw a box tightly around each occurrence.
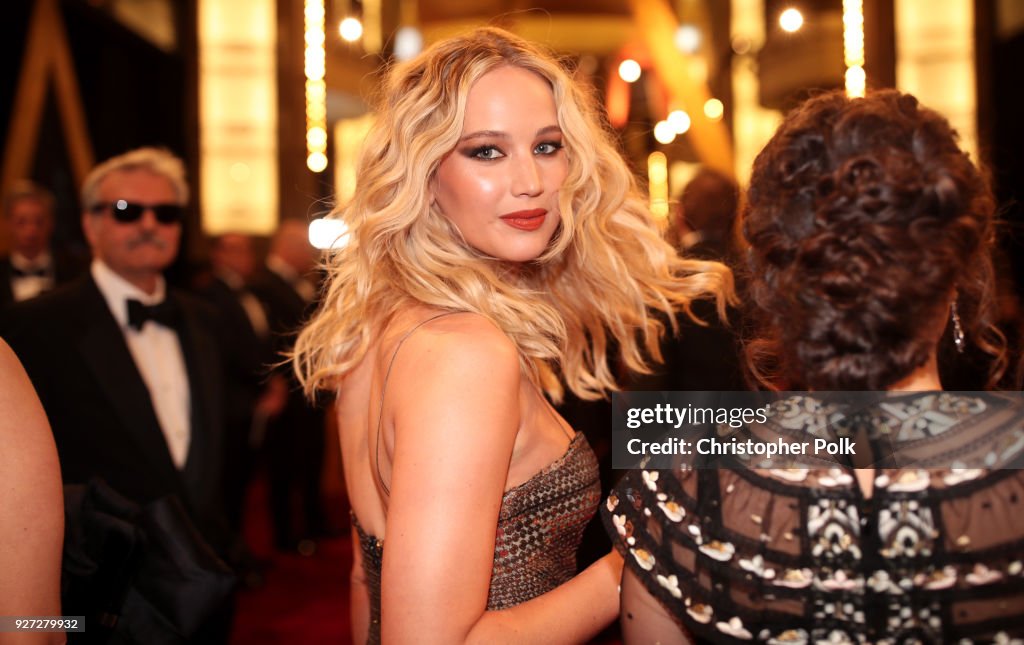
[1,147,234,640]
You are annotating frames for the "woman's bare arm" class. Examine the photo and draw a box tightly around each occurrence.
[620,567,693,645]
[0,339,64,645]
[380,316,621,644]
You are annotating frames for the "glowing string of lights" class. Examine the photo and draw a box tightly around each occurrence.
[844,0,866,97]
[304,0,327,172]
[648,152,669,221]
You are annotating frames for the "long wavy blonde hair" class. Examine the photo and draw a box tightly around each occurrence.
[294,27,733,402]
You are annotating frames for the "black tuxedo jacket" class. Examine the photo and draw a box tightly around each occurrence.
[1,274,229,553]
[195,276,275,427]
[250,267,313,352]
[250,267,322,399]
[0,251,84,308]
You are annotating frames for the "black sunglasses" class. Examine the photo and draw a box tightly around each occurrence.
[91,200,184,225]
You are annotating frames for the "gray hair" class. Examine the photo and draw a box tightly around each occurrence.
[4,179,55,219]
[81,147,189,209]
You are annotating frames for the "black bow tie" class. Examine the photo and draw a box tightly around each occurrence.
[11,265,48,278]
[126,298,180,331]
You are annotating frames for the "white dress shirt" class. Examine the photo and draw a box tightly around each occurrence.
[10,250,55,301]
[92,259,192,468]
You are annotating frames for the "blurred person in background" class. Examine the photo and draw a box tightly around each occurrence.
[0,180,83,309]
[2,147,234,642]
[674,166,741,267]
[251,219,327,553]
[630,167,746,393]
[197,233,284,537]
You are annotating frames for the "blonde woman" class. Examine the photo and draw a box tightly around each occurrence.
[295,27,731,644]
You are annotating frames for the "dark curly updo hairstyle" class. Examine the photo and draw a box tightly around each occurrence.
[743,89,1006,390]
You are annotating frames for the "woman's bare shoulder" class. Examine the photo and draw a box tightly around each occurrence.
[384,311,522,432]
[388,310,520,376]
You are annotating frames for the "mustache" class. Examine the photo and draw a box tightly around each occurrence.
[125,232,171,250]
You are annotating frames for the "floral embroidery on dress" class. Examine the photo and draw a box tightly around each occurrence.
[944,467,984,486]
[886,470,931,493]
[818,468,854,488]
[642,470,659,491]
[915,566,957,590]
[611,514,629,538]
[815,629,856,645]
[817,569,861,592]
[770,468,808,482]
[602,394,1024,643]
[698,540,735,562]
[878,498,935,559]
[808,498,862,560]
[657,500,685,522]
[766,629,809,645]
[965,564,1003,586]
[716,616,753,640]
[656,574,682,598]
[739,554,776,579]
[605,493,619,512]
[686,600,713,624]
[630,547,656,571]
[774,568,813,589]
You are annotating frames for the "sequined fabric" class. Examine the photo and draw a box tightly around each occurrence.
[355,432,600,644]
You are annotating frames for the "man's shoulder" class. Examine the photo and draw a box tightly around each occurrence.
[169,285,221,324]
[250,268,307,319]
[170,286,233,348]
[1,276,99,358]
[194,274,232,297]
[7,274,96,320]
[250,267,290,297]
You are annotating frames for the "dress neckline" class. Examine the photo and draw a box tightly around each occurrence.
[502,432,584,497]
[353,432,588,546]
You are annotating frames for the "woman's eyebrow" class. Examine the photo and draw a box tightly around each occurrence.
[459,125,561,143]
[459,130,507,143]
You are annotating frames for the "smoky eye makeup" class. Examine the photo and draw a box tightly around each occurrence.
[534,140,564,155]
[462,144,505,160]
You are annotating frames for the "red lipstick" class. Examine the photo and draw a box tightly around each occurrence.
[500,209,547,231]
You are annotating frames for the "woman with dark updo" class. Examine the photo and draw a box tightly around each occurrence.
[604,90,1024,643]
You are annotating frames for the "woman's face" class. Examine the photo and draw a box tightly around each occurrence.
[432,65,568,262]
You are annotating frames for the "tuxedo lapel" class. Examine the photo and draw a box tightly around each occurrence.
[173,291,223,498]
[76,278,182,482]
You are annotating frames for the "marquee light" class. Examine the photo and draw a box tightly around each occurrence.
[844,0,866,97]
[304,0,327,172]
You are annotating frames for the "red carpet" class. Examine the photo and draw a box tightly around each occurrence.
[230,477,352,644]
